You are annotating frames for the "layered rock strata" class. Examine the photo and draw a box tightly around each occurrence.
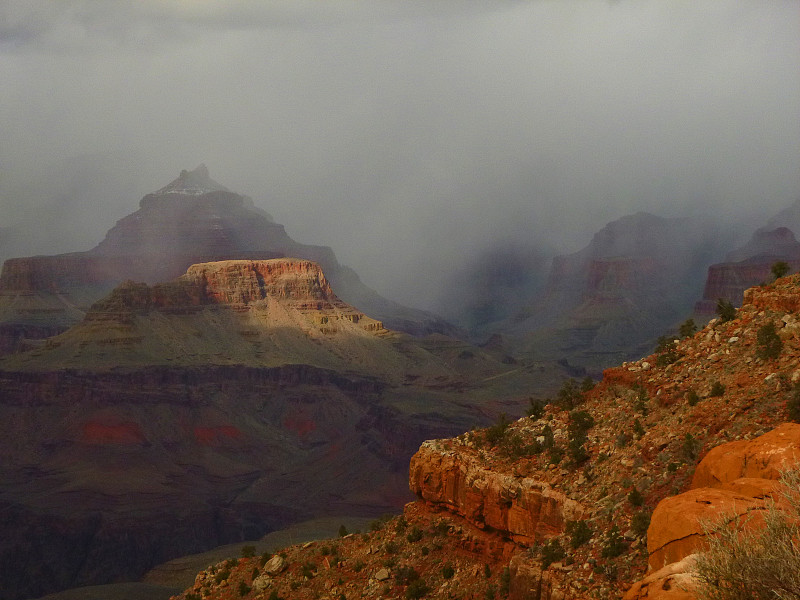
[409,441,585,547]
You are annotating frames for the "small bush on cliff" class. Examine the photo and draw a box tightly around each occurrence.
[241,545,256,558]
[694,468,800,600]
[601,525,626,559]
[655,335,680,366]
[710,381,725,397]
[238,582,252,596]
[687,388,700,406]
[680,318,698,338]
[716,298,736,322]
[581,376,595,393]
[485,413,511,446]
[555,378,583,409]
[540,539,566,569]
[771,260,790,280]
[527,398,545,420]
[756,321,782,360]
[631,511,651,538]
[566,520,593,549]
[682,432,701,461]
[628,488,644,507]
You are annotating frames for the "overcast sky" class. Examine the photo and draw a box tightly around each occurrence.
[1,0,798,311]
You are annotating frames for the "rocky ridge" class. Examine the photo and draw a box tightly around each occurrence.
[173,273,800,600]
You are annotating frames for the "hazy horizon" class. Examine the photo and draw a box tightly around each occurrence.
[1,0,798,312]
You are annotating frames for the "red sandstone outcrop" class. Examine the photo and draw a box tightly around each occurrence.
[691,423,800,489]
[409,441,584,546]
[644,424,800,573]
[622,554,699,600]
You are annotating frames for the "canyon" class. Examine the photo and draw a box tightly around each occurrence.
[0,258,563,600]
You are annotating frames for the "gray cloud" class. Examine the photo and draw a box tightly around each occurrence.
[0,0,798,313]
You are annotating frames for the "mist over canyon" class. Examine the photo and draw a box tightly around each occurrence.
[0,2,799,599]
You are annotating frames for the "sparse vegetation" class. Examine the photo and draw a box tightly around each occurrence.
[628,488,644,507]
[679,318,697,338]
[601,525,626,559]
[687,388,700,406]
[710,381,725,397]
[682,432,701,461]
[771,260,790,280]
[241,545,256,558]
[789,384,800,423]
[755,322,782,360]
[338,524,349,537]
[485,413,511,446]
[716,298,736,322]
[526,398,545,420]
[631,511,651,538]
[540,539,566,569]
[566,520,593,549]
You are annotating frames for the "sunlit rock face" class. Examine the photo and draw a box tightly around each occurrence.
[0,166,456,354]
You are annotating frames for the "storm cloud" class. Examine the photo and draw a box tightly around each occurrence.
[1,0,798,312]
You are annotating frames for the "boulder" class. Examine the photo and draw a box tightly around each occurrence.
[409,443,585,546]
[622,554,699,600]
[691,423,800,489]
[647,487,767,570]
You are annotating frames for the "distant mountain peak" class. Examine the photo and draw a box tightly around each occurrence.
[154,164,229,196]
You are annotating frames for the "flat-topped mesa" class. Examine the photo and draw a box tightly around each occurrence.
[187,259,345,309]
[92,258,376,317]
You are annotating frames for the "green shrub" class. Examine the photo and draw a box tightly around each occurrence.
[581,376,596,393]
[301,562,316,578]
[405,580,429,600]
[568,410,595,437]
[771,260,790,280]
[241,544,256,558]
[568,437,589,466]
[338,524,349,537]
[716,298,736,322]
[682,432,701,461]
[655,335,680,366]
[633,387,649,415]
[406,526,424,543]
[238,581,252,596]
[500,567,511,596]
[633,418,645,439]
[615,432,631,448]
[214,569,231,584]
[485,413,511,446]
[631,511,651,537]
[484,564,492,578]
[628,488,644,507]
[556,378,583,409]
[441,564,455,579]
[395,565,420,585]
[687,389,700,406]
[756,322,782,360]
[566,520,593,549]
[679,318,697,338]
[353,560,365,572]
[541,539,566,568]
[548,445,564,465]
[369,514,393,531]
[527,398,545,420]
[710,381,725,397]
[601,526,626,558]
